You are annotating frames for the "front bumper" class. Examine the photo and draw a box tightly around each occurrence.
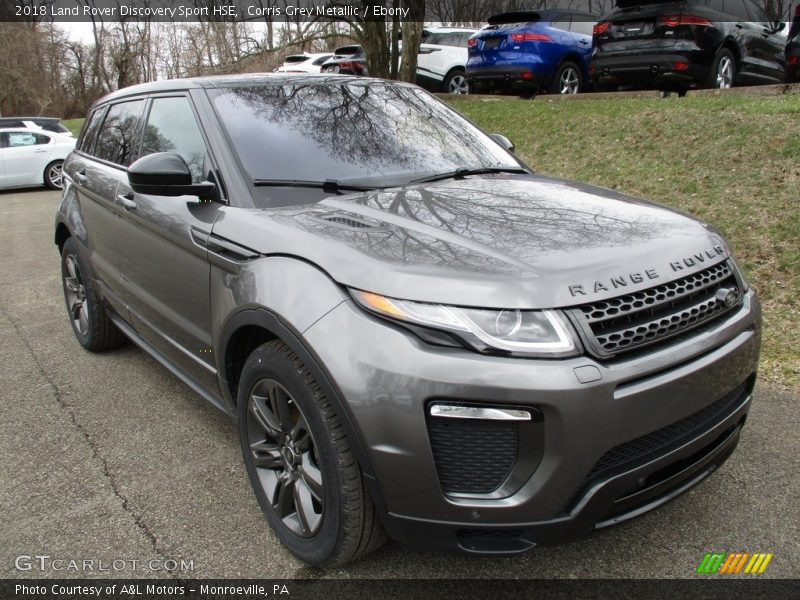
[591,52,708,90]
[304,291,761,554]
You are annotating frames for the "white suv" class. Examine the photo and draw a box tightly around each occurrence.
[275,53,334,74]
[415,27,477,94]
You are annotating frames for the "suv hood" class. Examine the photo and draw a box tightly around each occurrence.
[213,174,730,309]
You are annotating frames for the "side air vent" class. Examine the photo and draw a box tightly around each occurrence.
[313,213,388,231]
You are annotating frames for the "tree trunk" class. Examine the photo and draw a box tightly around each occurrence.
[399,0,425,83]
[361,20,390,79]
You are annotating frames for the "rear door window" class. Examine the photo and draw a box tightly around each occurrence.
[79,107,106,154]
[438,32,465,47]
[93,100,146,167]
[8,132,49,146]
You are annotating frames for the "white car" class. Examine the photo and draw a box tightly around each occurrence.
[276,52,335,74]
[0,116,73,136]
[415,27,477,94]
[0,128,76,191]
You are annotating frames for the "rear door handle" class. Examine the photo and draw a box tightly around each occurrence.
[74,170,87,184]
[579,39,589,45]
[117,192,137,210]
[735,23,744,29]
[34,149,48,153]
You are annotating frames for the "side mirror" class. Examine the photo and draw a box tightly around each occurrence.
[489,133,515,153]
[128,152,215,198]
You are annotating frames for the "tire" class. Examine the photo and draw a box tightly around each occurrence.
[442,69,469,94]
[550,61,582,94]
[238,340,386,567]
[44,160,64,190]
[706,48,736,89]
[60,237,127,352]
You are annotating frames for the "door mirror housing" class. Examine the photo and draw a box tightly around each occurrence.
[128,152,216,198]
[489,133,515,153]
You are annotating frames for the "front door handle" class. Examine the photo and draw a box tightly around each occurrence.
[117,193,137,210]
[735,23,744,29]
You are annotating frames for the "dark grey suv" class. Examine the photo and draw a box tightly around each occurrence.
[56,75,761,566]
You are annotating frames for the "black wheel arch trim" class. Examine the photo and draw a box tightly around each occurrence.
[216,306,388,516]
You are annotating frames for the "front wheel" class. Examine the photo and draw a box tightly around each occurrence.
[443,69,469,94]
[238,340,386,567]
[706,49,736,89]
[551,61,583,94]
[44,160,64,190]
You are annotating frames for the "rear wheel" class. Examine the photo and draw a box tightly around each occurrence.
[707,48,735,89]
[44,160,64,190]
[60,237,127,351]
[443,69,469,94]
[238,340,386,567]
[551,61,582,94]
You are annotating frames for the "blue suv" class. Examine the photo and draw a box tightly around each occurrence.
[467,10,599,96]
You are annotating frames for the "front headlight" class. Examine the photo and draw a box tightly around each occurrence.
[729,256,750,292]
[350,289,579,358]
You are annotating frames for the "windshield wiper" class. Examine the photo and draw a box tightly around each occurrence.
[253,179,378,193]
[409,167,528,185]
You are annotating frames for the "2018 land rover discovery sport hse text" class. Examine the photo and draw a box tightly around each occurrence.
[56,75,761,567]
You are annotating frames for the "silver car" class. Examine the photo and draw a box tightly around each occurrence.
[55,75,761,566]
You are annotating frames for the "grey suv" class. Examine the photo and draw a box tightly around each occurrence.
[56,75,761,567]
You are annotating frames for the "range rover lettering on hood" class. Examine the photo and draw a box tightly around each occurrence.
[567,245,727,297]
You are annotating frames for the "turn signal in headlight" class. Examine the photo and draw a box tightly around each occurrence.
[350,289,579,358]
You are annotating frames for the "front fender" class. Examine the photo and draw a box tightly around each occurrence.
[211,257,385,495]
[211,256,349,395]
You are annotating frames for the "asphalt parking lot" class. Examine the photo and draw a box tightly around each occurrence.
[1,188,798,579]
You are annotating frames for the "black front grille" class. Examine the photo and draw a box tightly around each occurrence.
[571,261,742,358]
[427,417,517,495]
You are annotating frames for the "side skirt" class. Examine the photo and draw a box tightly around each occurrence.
[109,313,234,418]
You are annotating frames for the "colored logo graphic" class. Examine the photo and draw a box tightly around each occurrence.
[696,552,773,574]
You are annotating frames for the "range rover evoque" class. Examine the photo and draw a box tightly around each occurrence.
[56,75,761,567]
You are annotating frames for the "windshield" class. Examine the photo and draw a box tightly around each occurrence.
[208,80,520,188]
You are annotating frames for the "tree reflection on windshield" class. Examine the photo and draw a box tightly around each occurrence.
[209,78,519,187]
